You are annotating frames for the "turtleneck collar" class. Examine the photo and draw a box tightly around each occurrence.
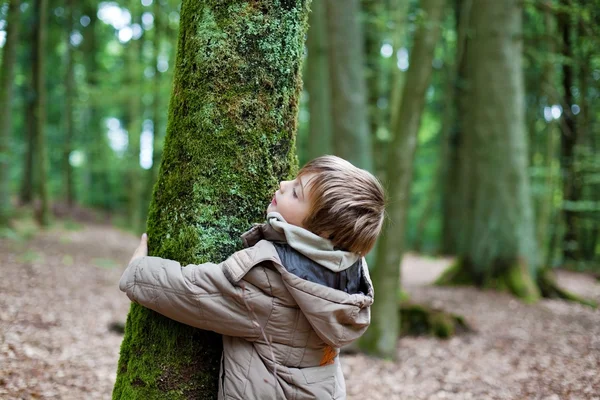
[240,212,360,273]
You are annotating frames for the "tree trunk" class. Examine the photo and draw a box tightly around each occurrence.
[20,8,36,206]
[436,0,540,302]
[537,1,559,263]
[361,0,383,149]
[440,0,471,255]
[33,0,50,226]
[126,13,143,233]
[149,0,164,187]
[64,0,76,207]
[305,0,332,159]
[82,1,110,210]
[113,1,309,397]
[558,0,580,262]
[0,0,21,225]
[360,0,446,359]
[325,0,372,171]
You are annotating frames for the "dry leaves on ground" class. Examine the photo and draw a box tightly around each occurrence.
[1,224,599,399]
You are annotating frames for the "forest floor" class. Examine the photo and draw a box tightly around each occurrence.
[1,218,599,400]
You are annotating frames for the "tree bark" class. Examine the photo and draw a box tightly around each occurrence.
[437,0,540,302]
[64,0,76,207]
[113,1,310,397]
[33,0,50,226]
[126,11,143,233]
[360,0,446,359]
[558,0,580,262]
[441,0,471,255]
[325,0,373,171]
[305,0,332,159]
[20,17,36,206]
[82,1,111,210]
[0,0,21,225]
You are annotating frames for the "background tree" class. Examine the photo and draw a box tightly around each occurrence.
[305,0,332,160]
[63,0,76,207]
[360,0,446,359]
[325,0,373,171]
[112,0,310,397]
[436,0,541,300]
[33,0,50,225]
[0,0,21,226]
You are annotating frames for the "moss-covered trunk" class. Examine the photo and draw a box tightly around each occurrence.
[112,1,309,398]
[325,0,372,171]
[0,0,21,225]
[436,0,540,302]
[360,0,446,359]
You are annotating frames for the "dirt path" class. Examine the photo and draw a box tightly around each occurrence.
[1,222,599,399]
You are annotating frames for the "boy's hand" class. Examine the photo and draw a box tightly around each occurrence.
[129,233,148,264]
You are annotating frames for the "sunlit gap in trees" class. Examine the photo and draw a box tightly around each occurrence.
[68,118,153,170]
[380,43,409,71]
[97,1,179,44]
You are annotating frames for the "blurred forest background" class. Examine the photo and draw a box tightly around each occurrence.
[1,0,598,270]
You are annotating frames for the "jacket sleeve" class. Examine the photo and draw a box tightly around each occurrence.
[119,255,272,340]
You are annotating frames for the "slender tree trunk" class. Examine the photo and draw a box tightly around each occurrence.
[362,0,383,148]
[537,1,559,263]
[126,13,143,233]
[0,0,21,225]
[33,0,50,226]
[558,0,580,262]
[437,0,540,301]
[20,10,36,206]
[325,0,372,171]
[305,0,332,159]
[64,0,76,207]
[367,1,411,181]
[113,1,310,397]
[439,0,471,255]
[360,0,446,359]
[149,0,163,186]
[82,1,110,210]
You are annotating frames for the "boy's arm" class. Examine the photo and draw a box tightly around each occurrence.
[119,254,271,340]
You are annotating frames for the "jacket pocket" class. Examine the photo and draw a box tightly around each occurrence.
[301,362,336,384]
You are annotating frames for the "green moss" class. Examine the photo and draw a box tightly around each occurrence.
[399,302,470,339]
[114,1,310,398]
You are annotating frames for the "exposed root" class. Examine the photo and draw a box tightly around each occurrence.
[538,270,597,308]
[399,302,472,339]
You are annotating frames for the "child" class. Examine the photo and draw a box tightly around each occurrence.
[119,155,385,400]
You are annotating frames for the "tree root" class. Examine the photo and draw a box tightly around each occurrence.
[435,259,540,303]
[399,302,472,339]
[538,270,597,308]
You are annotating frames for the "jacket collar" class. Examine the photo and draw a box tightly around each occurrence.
[240,212,360,273]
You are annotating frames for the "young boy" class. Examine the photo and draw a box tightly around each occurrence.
[119,155,385,400]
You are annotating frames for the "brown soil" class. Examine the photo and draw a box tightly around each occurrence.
[1,223,598,399]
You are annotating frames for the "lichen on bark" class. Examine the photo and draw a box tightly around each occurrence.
[113,1,310,398]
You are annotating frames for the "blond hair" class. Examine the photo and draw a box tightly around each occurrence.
[298,155,385,255]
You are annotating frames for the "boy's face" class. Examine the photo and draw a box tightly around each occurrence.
[267,173,315,228]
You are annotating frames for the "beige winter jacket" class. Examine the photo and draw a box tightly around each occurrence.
[119,213,374,400]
